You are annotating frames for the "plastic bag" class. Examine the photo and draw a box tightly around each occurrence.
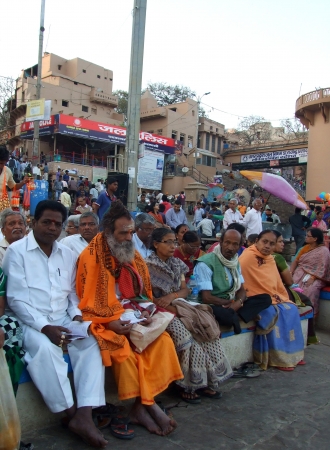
[0,348,21,450]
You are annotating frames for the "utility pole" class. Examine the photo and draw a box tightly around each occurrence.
[32,0,46,159]
[126,0,147,212]
[194,92,210,168]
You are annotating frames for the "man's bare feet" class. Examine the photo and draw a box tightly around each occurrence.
[69,407,108,448]
[129,400,162,435]
[146,402,177,436]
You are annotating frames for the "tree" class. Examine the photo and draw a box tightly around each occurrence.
[278,118,308,141]
[0,76,15,131]
[146,82,196,106]
[112,89,129,122]
[234,115,272,146]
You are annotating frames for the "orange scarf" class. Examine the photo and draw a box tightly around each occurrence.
[148,211,164,224]
[76,232,153,366]
[239,245,291,305]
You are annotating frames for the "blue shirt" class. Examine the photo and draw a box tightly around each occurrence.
[95,191,116,220]
[132,233,152,259]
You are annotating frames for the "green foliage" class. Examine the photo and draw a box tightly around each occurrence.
[145,82,196,106]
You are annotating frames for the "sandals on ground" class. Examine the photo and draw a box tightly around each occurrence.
[196,388,222,399]
[110,417,135,440]
[232,366,261,378]
[180,391,201,404]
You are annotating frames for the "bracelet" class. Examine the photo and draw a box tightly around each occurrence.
[236,298,243,306]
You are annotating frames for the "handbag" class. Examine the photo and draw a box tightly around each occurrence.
[0,169,11,211]
[129,311,174,353]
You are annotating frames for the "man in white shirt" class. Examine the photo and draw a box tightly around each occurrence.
[243,199,263,238]
[0,209,27,267]
[60,187,72,218]
[61,212,99,258]
[2,200,107,448]
[32,164,41,178]
[193,202,205,229]
[223,199,243,229]
[196,214,215,237]
[132,213,155,259]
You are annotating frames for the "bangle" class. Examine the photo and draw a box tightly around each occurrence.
[236,298,243,306]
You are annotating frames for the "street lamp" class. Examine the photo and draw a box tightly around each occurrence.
[194,92,210,168]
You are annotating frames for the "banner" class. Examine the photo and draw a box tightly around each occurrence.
[137,150,164,190]
[20,116,55,138]
[26,99,45,121]
[241,148,308,163]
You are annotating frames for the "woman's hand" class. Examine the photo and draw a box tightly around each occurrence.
[140,311,152,326]
[107,320,132,335]
[154,295,173,308]
[304,276,315,287]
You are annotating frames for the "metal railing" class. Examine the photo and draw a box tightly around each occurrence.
[163,164,211,184]
[33,151,107,167]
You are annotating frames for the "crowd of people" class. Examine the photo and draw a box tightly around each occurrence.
[1,183,328,447]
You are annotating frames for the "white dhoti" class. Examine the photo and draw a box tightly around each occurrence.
[22,315,105,413]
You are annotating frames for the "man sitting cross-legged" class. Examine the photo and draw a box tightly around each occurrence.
[76,201,183,436]
[194,229,272,334]
[2,200,109,448]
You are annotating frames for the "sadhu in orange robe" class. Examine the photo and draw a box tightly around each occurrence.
[76,233,183,405]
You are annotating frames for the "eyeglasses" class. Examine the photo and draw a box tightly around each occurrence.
[187,243,201,250]
[159,239,177,246]
[66,226,78,229]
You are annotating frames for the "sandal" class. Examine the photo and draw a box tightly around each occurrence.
[232,367,261,378]
[241,362,262,371]
[276,367,294,372]
[92,402,126,418]
[180,391,201,404]
[196,389,222,399]
[61,414,112,430]
[110,417,135,440]
[297,360,306,365]
[307,336,319,345]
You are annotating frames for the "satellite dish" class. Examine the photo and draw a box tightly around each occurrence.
[182,167,189,173]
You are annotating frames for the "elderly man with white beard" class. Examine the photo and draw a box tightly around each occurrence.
[76,202,183,437]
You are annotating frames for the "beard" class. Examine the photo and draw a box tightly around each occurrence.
[106,234,135,264]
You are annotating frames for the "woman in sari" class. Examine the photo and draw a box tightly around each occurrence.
[0,267,25,395]
[312,210,329,248]
[239,230,305,371]
[175,223,189,246]
[173,231,205,281]
[146,228,233,404]
[146,202,165,225]
[272,230,317,345]
[291,227,330,317]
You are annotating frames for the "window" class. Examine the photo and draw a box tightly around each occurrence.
[188,135,193,148]
[97,75,101,79]
[91,108,97,114]
[62,100,69,107]
[169,107,177,112]
[211,135,216,152]
[74,81,78,85]
[82,69,86,73]
[172,130,177,139]
[58,65,62,70]
[196,158,202,165]
[205,134,210,150]
[210,126,213,131]
[82,105,89,112]
[110,78,113,81]
[217,138,221,154]
[192,110,195,116]
[104,77,107,80]
[157,129,163,135]
[69,113,74,116]
[216,128,218,132]
[179,133,185,145]
[202,155,216,167]
[147,130,154,134]
[54,99,57,104]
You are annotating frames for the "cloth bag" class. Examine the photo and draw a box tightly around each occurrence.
[130,311,174,353]
[0,170,11,212]
[0,348,21,450]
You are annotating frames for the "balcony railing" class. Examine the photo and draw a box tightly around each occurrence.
[296,87,330,110]
[34,151,106,167]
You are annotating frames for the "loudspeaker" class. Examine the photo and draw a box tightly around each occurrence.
[108,172,129,206]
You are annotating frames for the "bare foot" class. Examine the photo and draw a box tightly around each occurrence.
[69,413,108,448]
[130,400,162,435]
[146,403,177,436]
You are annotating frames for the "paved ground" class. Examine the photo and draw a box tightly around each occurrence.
[21,329,330,450]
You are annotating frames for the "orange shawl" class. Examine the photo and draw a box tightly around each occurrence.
[76,232,153,366]
[239,245,291,305]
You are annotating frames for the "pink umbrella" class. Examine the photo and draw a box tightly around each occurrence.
[240,170,308,210]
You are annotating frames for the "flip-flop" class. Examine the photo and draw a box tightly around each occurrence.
[180,391,201,404]
[110,417,135,440]
[92,402,126,418]
[19,443,34,450]
[276,367,295,372]
[232,367,261,378]
[297,360,306,365]
[196,389,222,399]
[241,362,263,371]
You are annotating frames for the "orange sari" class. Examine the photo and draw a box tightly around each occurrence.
[148,211,164,224]
[76,232,183,404]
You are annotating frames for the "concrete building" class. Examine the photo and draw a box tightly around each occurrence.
[295,87,330,200]
[7,52,124,155]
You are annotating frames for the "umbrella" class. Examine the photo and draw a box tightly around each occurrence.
[240,170,308,210]
[228,188,251,205]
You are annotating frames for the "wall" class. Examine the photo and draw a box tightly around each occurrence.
[162,175,196,195]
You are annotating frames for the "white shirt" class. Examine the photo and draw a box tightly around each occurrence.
[223,209,243,229]
[2,232,80,332]
[196,218,214,236]
[132,233,152,259]
[0,237,9,267]
[193,208,204,223]
[243,208,262,237]
[32,166,41,176]
[61,234,88,259]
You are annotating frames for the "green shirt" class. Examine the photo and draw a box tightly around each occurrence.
[273,253,288,273]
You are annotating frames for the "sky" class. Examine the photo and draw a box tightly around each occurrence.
[1,0,329,129]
